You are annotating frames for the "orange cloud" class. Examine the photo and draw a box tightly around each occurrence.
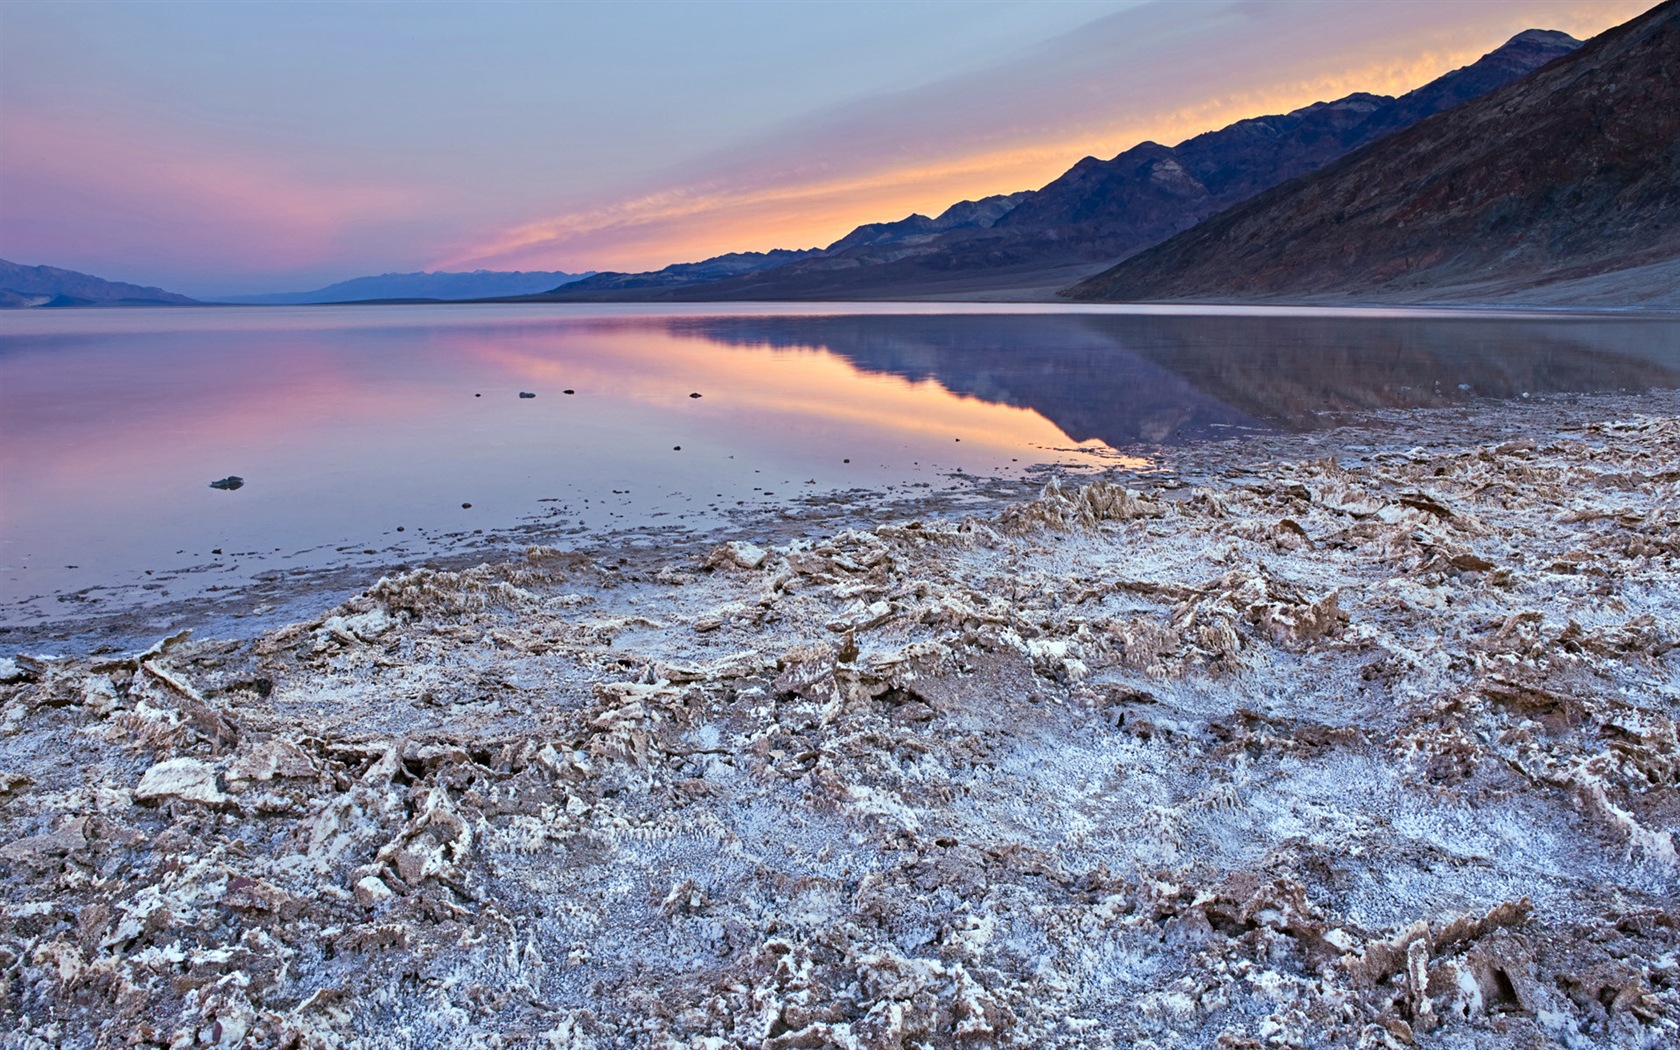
[441,0,1652,275]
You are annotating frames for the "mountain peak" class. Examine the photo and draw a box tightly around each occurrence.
[1065,4,1676,304]
[1507,27,1582,48]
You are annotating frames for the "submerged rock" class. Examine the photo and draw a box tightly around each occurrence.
[207,476,244,490]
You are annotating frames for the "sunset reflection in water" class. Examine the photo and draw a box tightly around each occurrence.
[0,305,1131,619]
[6,301,1676,623]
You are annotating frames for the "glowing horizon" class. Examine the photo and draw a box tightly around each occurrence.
[0,0,1655,295]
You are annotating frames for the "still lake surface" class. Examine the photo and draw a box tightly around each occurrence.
[3,302,1678,626]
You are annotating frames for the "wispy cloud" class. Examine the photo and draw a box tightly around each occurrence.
[0,108,432,289]
[443,0,1650,274]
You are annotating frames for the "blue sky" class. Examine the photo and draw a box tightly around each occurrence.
[0,0,1649,295]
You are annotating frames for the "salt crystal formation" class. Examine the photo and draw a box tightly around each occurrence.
[3,414,1678,1048]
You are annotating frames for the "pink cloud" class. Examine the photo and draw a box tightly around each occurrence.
[0,108,432,289]
[440,0,1652,276]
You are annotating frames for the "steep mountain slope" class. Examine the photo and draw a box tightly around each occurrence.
[536,28,1578,302]
[0,258,198,307]
[218,269,595,305]
[1066,4,1679,305]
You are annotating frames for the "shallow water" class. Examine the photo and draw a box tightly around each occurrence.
[2,302,1677,626]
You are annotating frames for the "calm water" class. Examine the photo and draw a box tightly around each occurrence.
[3,302,1677,625]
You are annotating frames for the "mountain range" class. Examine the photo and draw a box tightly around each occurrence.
[216,269,597,305]
[1067,1,1680,305]
[0,258,199,308]
[11,6,1674,311]
[532,27,1582,302]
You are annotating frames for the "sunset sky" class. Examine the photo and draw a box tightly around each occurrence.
[0,0,1653,297]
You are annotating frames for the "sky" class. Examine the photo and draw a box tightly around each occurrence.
[0,0,1654,297]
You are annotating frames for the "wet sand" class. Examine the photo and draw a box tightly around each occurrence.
[2,391,1677,1048]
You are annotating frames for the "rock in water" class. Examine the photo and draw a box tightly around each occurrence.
[519,391,536,399]
[208,476,244,490]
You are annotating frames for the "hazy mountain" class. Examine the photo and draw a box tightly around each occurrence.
[1065,3,1678,305]
[0,258,199,308]
[553,192,1034,297]
[553,250,818,294]
[534,28,1578,302]
[220,269,596,305]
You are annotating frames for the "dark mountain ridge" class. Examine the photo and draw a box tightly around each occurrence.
[556,191,1033,296]
[1066,5,1679,304]
[0,258,199,308]
[533,28,1579,302]
[558,249,822,293]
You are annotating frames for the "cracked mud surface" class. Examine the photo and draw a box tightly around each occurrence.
[2,395,1678,1048]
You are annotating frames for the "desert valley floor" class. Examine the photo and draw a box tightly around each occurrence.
[3,391,1678,1048]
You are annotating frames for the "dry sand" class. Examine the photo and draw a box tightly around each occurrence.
[2,393,1678,1048]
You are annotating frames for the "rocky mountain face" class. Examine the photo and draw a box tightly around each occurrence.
[219,269,596,305]
[536,29,1579,302]
[0,258,198,308]
[1066,5,1678,304]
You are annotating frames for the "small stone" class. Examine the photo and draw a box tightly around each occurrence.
[227,739,316,784]
[689,392,702,399]
[890,701,935,725]
[208,476,244,491]
[462,502,472,509]
[704,541,766,571]
[354,875,395,907]
[135,757,226,804]
[0,816,88,862]
[519,391,536,399]
[563,389,575,395]
[222,874,293,913]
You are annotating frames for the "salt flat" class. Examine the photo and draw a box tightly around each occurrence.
[2,393,1677,1048]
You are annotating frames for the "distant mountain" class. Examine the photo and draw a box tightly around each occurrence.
[534,28,1578,302]
[1065,4,1678,305]
[555,250,818,294]
[552,193,1034,297]
[220,269,597,305]
[0,258,199,308]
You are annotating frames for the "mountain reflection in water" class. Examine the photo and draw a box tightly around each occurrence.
[3,303,1678,623]
[670,312,1680,447]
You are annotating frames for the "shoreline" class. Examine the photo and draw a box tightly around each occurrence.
[7,388,1675,656]
[2,391,1678,1046]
